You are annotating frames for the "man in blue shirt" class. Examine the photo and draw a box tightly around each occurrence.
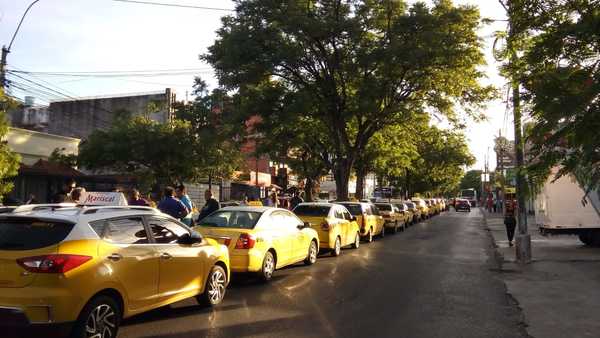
[176,184,194,226]
[158,186,189,220]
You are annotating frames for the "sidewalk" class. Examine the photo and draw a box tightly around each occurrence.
[483,209,600,338]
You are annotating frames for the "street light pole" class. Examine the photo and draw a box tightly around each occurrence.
[1,0,42,89]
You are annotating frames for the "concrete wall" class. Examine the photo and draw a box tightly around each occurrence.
[5,127,80,165]
[47,89,175,139]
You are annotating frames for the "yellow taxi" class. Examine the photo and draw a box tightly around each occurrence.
[293,203,360,256]
[0,205,230,338]
[195,206,320,282]
[411,198,430,219]
[403,201,422,223]
[393,202,414,227]
[335,202,385,242]
[374,202,405,233]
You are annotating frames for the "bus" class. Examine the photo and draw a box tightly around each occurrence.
[459,188,477,207]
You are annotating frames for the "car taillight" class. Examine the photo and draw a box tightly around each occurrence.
[17,255,92,274]
[321,222,330,231]
[235,233,256,249]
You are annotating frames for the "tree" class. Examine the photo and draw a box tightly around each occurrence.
[48,147,78,168]
[512,0,600,195]
[204,0,494,200]
[404,126,475,197]
[355,123,419,199]
[0,90,20,202]
[175,79,244,189]
[79,117,211,190]
[460,169,483,199]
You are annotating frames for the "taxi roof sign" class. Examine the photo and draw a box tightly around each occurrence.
[80,192,128,206]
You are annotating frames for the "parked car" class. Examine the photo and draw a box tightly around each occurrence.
[195,206,319,282]
[455,199,472,212]
[0,205,229,338]
[374,203,405,233]
[395,203,415,227]
[335,202,385,242]
[404,201,421,223]
[410,198,430,219]
[293,203,360,256]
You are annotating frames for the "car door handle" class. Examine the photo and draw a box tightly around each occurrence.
[107,253,123,262]
[160,252,172,260]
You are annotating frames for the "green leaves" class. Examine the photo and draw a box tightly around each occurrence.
[205,0,492,199]
[0,90,21,201]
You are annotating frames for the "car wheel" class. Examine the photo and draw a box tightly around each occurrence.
[258,251,276,282]
[331,237,342,256]
[197,265,227,307]
[72,295,121,338]
[366,228,374,243]
[380,225,386,238]
[351,232,360,249]
[304,240,318,265]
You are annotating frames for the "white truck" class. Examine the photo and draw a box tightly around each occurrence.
[536,168,600,246]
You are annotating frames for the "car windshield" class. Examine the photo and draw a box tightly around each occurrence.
[0,218,74,250]
[375,204,391,211]
[405,202,415,208]
[293,205,331,217]
[198,211,262,229]
[337,204,362,216]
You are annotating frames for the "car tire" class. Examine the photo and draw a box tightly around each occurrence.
[351,232,360,249]
[304,240,318,265]
[331,237,342,257]
[197,265,227,307]
[366,228,374,243]
[71,295,121,338]
[258,251,276,282]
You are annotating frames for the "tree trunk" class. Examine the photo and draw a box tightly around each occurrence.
[355,166,367,200]
[334,160,352,201]
[405,170,411,199]
[304,177,315,202]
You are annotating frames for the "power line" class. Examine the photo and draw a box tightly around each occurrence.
[112,0,234,12]
[9,67,212,75]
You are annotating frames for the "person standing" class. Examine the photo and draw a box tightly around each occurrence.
[128,189,150,206]
[176,184,195,226]
[198,190,220,221]
[70,187,86,204]
[158,186,189,220]
[504,199,517,247]
[290,191,303,210]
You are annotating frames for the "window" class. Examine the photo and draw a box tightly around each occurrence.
[0,218,74,251]
[375,204,391,211]
[89,220,107,236]
[272,211,302,230]
[147,217,190,244]
[364,205,373,215]
[342,210,353,221]
[371,205,380,216]
[293,205,331,217]
[337,204,362,216]
[334,208,344,220]
[104,217,149,244]
[198,210,262,229]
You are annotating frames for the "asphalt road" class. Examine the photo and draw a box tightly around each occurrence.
[120,208,526,338]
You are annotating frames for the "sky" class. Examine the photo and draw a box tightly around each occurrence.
[0,0,511,172]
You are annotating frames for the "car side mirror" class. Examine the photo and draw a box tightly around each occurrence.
[298,222,311,229]
[178,231,202,245]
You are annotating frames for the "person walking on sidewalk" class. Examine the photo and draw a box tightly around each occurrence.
[504,199,517,247]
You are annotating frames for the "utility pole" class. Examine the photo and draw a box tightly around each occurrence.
[1,1,42,89]
[498,129,505,215]
[506,0,531,263]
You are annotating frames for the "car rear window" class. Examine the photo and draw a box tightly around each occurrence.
[336,204,362,215]
[0,218,74,250]
[198,211,262,229]
[405,202,415,208]
[293,205,331,217]
[375,204,391,211]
